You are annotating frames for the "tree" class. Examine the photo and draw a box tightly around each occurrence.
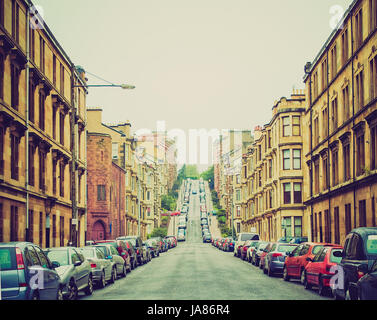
[200,166,214,189]
[148,227,168,239]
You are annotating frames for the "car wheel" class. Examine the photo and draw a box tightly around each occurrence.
[283,267,290,282]
[68,280,78,300]
[318,276,327,296]
[121,264,127,278]
[31,290,40,300]
[300,269,306,285]
[56,287,64,300]
[303,273,312,290]
[84,275,93,296]
[98,271,106,289]
[109,268,116,284]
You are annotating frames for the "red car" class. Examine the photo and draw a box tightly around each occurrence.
[240,240,253,260]
[303,245,343,296]
[259,242,274,270]
[283,242,330,284]
[95,239,132,271]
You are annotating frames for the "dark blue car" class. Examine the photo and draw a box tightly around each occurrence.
[0,242,63,300]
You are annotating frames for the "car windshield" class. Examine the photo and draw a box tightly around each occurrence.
[278,245,297,253]
[258,243,268,250]
[330,249,343,263]
[366,235,377,255]
[241,234,256,241]
[0,248,16,271]
[95,246,107,256]
[46,250,69,266]
[312,245,323,255]
[126,239,137,247]
[81,248,95,258]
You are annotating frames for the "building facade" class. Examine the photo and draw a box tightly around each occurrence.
[303,0,377,245]
[0,0,87,247]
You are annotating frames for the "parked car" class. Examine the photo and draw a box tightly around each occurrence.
[0,242,63,300]
[44,247,93,300]
[234,233,260,257]
[117,236,145,266]
[142,243,152,263]
[303,245,343,296]
[93,244,129,276]
[283,242,326,283]
[332,227,377,300]
[94,240,133,271]
[290,237,309,244]
[240,240,256,261]
[165,236,177,248]
[144,239,160,258]
[203,234,212,243]
[264,243,298,277]
[259,242,274,271]
[251,241,269,266]
[356,259,377,300]
[149,237,163,254]
[246,241,261,263]
[79,247,115,287]
[226,239,236,252]
[177,229,186,242]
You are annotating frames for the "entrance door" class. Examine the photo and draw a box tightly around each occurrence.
[93,221,106,241]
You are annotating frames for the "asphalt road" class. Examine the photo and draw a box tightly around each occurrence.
[81,181,330,300]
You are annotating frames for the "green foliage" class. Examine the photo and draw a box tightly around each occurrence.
[160,216,170,228]
[148,227,168,239]
[184,165,200,179]
[161,194,177,211]
[200,166,214,189]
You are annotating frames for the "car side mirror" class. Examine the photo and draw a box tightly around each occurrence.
[121,252,126,256]
[332,250,343,258]
[51,261,61,269]
[106,255,113,260]
[74,261,82,267]
[306,257,312,262]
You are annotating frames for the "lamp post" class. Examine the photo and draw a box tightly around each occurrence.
[70,67,135,247]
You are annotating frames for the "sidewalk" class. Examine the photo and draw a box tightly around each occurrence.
[204,181,221,238]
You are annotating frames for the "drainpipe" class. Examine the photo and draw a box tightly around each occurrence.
[351,13,357,230]
[70,66,77,247]
[25,2,30,242]
[326,49,331,242]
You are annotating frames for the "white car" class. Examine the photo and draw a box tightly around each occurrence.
[234,233,260,257]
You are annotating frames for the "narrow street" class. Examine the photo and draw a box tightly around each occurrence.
[81,181,329,300]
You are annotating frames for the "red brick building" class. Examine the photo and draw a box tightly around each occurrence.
[86,132,125,241]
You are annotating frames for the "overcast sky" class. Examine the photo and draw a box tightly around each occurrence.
[34,0,353,169]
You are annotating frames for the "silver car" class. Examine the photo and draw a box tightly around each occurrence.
[79,247,115,288]
[44,247,94,300]
[93,244,128,278]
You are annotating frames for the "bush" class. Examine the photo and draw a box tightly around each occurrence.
[148,227,168,239]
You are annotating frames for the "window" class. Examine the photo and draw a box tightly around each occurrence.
[343,85,350,122]
[59,113,65,145]
[356,131,365,176]
[343,142,351,181]
[0,0,4,26]
[10,134,20,180]
[29,144,35,186]
[10,206,18,241]
[0,53,4,100]
[28,210,34,243]
[331,97,338,132]
[283,150,290,170]
[40,35,45,73]
[39,212,43,247]
[283,117,291,137]
[370,56,377,101]
[294,217,302,237]
[318,212,323,243]
[322,156,329,190]
[313,71,319,98]
[52,160,57,194]
[314,159,320,194]
[283,183,291,204]
[52,215,56,247]
[292,116,300,136]
[11,63,20,110]
[314,117,319,146]
[60,217,64,247]
[293,149,301,170]
[334,207,340,244]
[53,55,57,86]
[321,59,328,91]
[60,64,65,95]
[112,143,119,160]
[342,29,349,65]
[283,217,291,238]
[236,206,241,217]
[39,151,46,192]
[293,183,302,203]
[39,90,46,131]
[59,162,65,197]
[372,124,377,171]
[322,107,328,138]
[372,197,376,227]
[355,70,364,112]
[345,203,352,234]
[268,159,272,178]
[355,9,363,49]
[331,149,339,186]
[0,126,3,175]
[370,0,377,31]
[97,185,106,201]
[325,209,331,243]
[331,45,337,79]
[29,80,35,123]
[359,200,367,227]
[12,0,19,43]
[34,247,50,269]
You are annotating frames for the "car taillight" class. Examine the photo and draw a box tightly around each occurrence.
[19,282,27,287]
[243,247,248,251]
[90,263,97,268]
[15,247,25,270]
[137,249,139,254]
[272,253,282,258]
[357,271,365,279]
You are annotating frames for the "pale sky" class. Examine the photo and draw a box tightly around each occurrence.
[34,0,353,169]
